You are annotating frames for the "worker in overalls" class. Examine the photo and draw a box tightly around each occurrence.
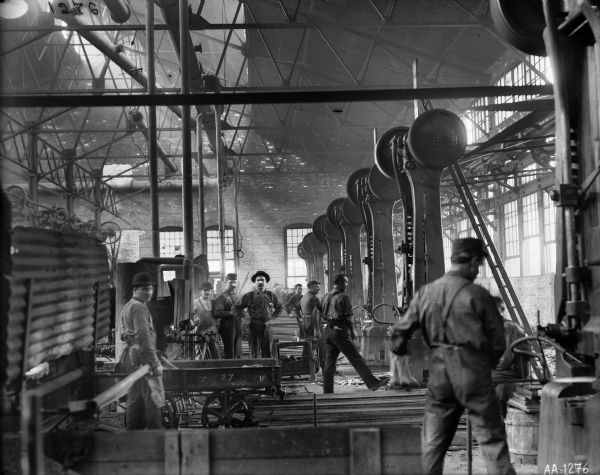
[232,270,282,358]
[300,280,325,369]
[321,274,389,393]
[119,271,164,430]
[191,281,220,359]
[214,273,240,359]
[390,238,515,475]
[285,283,304,339]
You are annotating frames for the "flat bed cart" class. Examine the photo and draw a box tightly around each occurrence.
[95,358,282,429]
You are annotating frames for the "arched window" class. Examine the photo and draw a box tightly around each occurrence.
[159,226,183,257]
[206,225,236,276]
[284,224,312,288]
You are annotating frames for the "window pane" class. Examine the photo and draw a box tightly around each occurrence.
[522,193,539,237]
[543,192,557,273]
[160,230,183,257]
[207,228,235,274]
[504,200,520,276]
[286,227,311,288]
[523,236,541,276]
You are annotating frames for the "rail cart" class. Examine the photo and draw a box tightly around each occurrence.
[96,358,282,429]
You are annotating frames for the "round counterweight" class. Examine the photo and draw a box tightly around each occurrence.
[341,198,362,226]
[368,165,401,203]
[407,109,467,169]
[346,168,371,206]
[375,126,410,180]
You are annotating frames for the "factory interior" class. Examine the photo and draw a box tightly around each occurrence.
[1,0,600,474]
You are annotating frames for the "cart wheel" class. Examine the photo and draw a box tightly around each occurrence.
[161,397,180,429]
[201,393,253,428]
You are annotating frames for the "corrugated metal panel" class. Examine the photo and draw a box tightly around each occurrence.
[4,227,111,393]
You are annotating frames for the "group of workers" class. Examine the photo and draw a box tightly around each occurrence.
[119,237,529,474]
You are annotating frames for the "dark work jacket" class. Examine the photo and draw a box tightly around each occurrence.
[394,271,506,368]
[214,290,237,321]
[321,289,352,327]
[232,289,283,321]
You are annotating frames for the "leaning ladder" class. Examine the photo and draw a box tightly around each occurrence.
[448,163,533,335]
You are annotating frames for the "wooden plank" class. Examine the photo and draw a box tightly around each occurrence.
[180,430,209,475]
[351,428,381,475]
[382,455,422,475]
[74,461,170,475]
[164,430,180,475]
[210,427,349,459]
[79,431,165,462]
[212,456,348,475]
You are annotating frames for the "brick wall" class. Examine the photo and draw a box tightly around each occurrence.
[108,172,349,291]
[478,273,557,328]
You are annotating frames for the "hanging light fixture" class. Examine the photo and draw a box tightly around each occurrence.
[0,0,29,20]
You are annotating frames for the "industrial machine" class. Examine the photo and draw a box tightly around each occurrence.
[490,0,600,470]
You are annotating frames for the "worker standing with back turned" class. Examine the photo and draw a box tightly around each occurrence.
[390,238,515,475]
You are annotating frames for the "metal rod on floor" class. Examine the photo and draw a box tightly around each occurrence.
[313,393,317,427]
[467,410,472,475]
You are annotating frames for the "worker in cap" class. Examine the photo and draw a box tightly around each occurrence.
[321,274,389,393]
[232,270,282,357]
[300,280,325,368]
[390,238,514,474]
[285,283,304,338]
[450,236,489,262]
[118,270,164,430]
[214,273,241,358]
[130,271,155,287]
[191,280,219,359]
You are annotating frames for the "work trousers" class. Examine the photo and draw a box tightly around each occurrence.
[293,312,305,339]
[219,317,241,359]
[422,345,515,475]
[322,325,378,393]
[126,377,163,430]
[248,320,272,358]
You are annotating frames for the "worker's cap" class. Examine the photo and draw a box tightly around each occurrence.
[251,270,270,283]
[451,238,489,261]
[225,273,238,281]
[333,274,348,285]
[306,280,321,287]
[200,281,213,290]
[131,272,155,287]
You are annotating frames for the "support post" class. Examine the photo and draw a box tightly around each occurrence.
[64,148,76,216]
[196,114,206,254]
[147,0,160,257]
[27,122,38,211]
[215,105,226,283]
[180,0,194,302]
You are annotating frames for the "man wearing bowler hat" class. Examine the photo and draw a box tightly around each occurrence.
[390,238,514,475]
[232,270,282,358]
[118,271,165,430]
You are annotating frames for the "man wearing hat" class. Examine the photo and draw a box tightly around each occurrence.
[390,238,514,475]
[321,274,389,393]
[300,280,325,369]
[285,283,304,338]
[214,273,240,358]
[232,270,283,358]
[118,271,164,430]
[191,281,220,359]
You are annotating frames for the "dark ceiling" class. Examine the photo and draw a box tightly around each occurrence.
[0,0,554,219]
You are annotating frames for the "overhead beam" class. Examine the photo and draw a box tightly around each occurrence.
[1,85,553,108]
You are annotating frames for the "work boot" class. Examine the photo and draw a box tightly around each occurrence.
[370,376,390,391]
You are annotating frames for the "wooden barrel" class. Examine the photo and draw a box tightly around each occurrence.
[505,406,539,464]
